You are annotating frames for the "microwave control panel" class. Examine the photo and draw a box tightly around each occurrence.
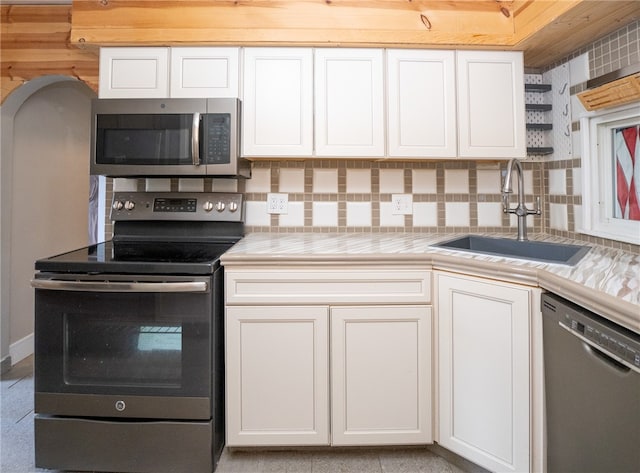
[202,114,231,165]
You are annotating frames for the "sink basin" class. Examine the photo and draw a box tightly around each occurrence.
[432,235,590,265]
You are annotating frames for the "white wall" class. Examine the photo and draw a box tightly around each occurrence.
[1,78,94,366]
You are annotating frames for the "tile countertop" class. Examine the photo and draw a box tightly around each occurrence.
[221,233,640,334]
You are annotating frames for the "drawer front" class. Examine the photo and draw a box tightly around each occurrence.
[225,269,431,304]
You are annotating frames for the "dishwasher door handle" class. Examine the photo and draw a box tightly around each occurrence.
[31,279,208,293]
[559,322,640,375]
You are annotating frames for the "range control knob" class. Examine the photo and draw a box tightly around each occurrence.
[228,201,239,213]
[124,200,135,211]
[112,200,124,211]
[215,201,226,212]
[203,201,214,212]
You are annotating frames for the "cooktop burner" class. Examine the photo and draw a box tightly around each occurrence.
[113,240,231,263]
[35,239,239,275]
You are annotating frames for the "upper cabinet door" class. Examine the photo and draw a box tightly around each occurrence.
[456,51,526,159]
[242,48,313,157]
[170,47,239,98]
[387,50,457,158]
[99,47,169,98]
[314,49,385,157]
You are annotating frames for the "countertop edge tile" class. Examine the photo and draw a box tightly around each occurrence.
[538,271,640,333]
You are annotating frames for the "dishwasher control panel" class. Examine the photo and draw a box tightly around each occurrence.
[567,315,640,369]
[543,293,640,371]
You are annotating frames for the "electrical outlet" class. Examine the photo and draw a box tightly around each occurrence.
[391,194,413,215]
[267,193,288,214]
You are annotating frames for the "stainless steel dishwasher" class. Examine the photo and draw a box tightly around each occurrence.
[542,292,640,473]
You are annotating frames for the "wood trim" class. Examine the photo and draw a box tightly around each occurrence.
[70,1,516,48]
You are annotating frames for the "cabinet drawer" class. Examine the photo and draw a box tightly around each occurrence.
[225,269,431,304]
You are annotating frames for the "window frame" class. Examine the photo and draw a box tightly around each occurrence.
[581,103,640,245]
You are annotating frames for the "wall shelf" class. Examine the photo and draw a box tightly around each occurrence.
[526,123,553,131]
[526,103,552,111]
[525,84,552,93]
[525,78,553,157]
[526,147,554,155]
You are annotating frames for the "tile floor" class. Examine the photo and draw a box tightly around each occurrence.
[1,356,483,473]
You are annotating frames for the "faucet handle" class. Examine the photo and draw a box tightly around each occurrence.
[531,196,542,215]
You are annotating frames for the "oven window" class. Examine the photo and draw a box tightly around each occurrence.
[64,315,183,388]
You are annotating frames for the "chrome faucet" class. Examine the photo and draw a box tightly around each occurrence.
[502,158,541,241]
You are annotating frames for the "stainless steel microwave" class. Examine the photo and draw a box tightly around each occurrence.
[90,98,250,178]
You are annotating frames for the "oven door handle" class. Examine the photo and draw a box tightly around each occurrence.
[30,279,208,293]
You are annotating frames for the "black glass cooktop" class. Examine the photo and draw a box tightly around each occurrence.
[35,239,238,275]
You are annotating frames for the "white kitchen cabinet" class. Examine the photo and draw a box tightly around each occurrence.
[331,305,432,445]
[169,47,239,98]
[436,271,534,473]
[386,50,457,158]
[456,50,526,158]
[99,47,169,98]
[225,305,330,446]
[242,48,313,156]
[225,267,432,447]
[314,49,385,157]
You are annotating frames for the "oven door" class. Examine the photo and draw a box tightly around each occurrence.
[33,272,218,421]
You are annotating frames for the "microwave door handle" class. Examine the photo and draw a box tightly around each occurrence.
[192,112,201,166]
[31,279,208,293]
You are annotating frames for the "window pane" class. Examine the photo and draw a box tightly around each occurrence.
[613,124,640,221]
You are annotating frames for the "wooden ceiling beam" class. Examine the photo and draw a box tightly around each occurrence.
[69,0,516,48]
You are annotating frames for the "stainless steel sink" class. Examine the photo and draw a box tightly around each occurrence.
[432,235,590,265]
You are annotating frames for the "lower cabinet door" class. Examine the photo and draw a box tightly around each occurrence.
[225,306,329,446]
[330,305,433,445]
[437,272,531,473]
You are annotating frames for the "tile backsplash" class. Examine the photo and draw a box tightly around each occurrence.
[242,159,542,235]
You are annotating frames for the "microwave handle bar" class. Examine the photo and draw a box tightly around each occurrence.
[192,112,201,166]
[31,279,208,293]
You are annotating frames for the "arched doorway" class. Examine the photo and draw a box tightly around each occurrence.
[1,76,97,370]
